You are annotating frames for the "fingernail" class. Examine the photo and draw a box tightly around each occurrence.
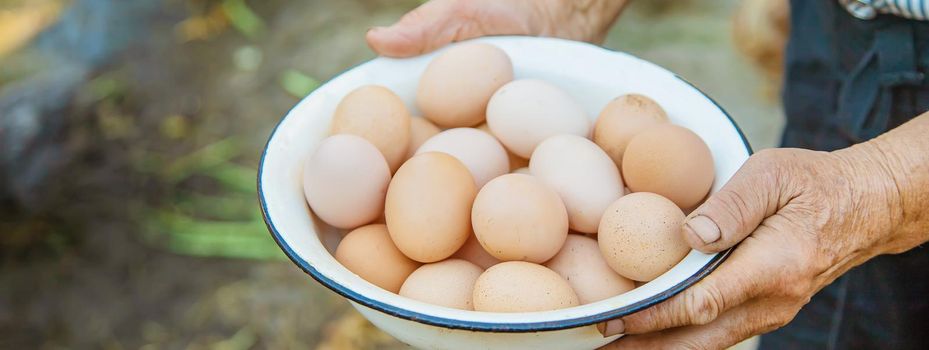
[686,215,721,244]
[367,26,385,35]
[597,319,625,337]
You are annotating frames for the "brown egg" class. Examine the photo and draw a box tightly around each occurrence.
[452,234,501,270]
[406,117,441,159]
[471,174,568,263]
[598,193,691,282]
[385,152,476,263]
[593,94,668,168]
[417,43,513,127]
[303,134,391,229]
[477,122,530,171]
[473,261,579,312]
[545,235,635,304]
[331,85,412,172]
[622,124,715,209]
[335,224,421,293]
[399,259,483,310]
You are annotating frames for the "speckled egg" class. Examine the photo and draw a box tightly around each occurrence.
[597,192,691,282]
[473,261,579,312]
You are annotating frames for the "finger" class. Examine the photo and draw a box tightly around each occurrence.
[365,0,465,57]
[683,149,793,253]
[613,236,772,336]
[602,299,790,350]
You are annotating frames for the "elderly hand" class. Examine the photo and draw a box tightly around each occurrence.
[365,0,627,57]
[601,113,929,349]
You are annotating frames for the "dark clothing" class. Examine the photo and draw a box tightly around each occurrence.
[760,1,929,349]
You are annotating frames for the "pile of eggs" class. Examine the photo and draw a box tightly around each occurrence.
[303,43,715,313]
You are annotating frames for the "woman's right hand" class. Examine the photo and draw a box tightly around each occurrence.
[366,0,628,58]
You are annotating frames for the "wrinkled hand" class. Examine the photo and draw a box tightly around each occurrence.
[366,0,627,57]
[602,145,907,349]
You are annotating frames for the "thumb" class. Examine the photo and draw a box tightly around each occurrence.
[365,0,465,57]
[682,150,787,253]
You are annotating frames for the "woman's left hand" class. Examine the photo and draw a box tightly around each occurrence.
[601,145,908,349]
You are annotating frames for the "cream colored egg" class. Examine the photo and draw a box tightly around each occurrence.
[486,79,590,158]
[598,192,691,282]
[545,235,635,304]
[473,261,579,312]
[385,152,476,263]
[415,128,509,188]
[399,259,483,310]
[417,43,513,127]
[335,224,421,293]
[303,134,391,229]
[593,94,669,168]
[451,234,501,270]
[511,167,531,175]
[406,117,441,159]
[529,135,624,234]
[477,122,530,171]
[331,85,412,172]
[471,174,568,263]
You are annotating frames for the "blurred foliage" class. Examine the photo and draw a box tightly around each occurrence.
[175,1,228,42]
[232,45,262,71]
[221,0,264,38]
[0,0,66,58]
[1,0,403,348]
[280,69,321,98]
[129,0,318,261]
[140,136,286,260]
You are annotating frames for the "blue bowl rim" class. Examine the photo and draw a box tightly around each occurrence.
[257,39,754,333]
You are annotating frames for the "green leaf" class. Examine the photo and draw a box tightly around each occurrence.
[205,163,257,194]
[279,69,320,98]
[174,193,256,221]
[146,210,284,260]
[222,0,266,38]
[162,137,242,183]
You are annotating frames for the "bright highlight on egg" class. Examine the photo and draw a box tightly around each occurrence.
[302,43,716,313]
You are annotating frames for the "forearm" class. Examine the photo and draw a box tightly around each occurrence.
[837,112,929,256]
[538,0,629,43]
[871,112,929,251]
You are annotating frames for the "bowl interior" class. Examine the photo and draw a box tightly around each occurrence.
[258,36,751,331]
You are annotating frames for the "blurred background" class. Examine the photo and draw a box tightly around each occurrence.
[0,0,785,348]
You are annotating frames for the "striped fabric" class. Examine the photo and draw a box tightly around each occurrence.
[840,0,929,20]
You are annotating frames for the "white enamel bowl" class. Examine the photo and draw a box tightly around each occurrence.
[258,36,752,350]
